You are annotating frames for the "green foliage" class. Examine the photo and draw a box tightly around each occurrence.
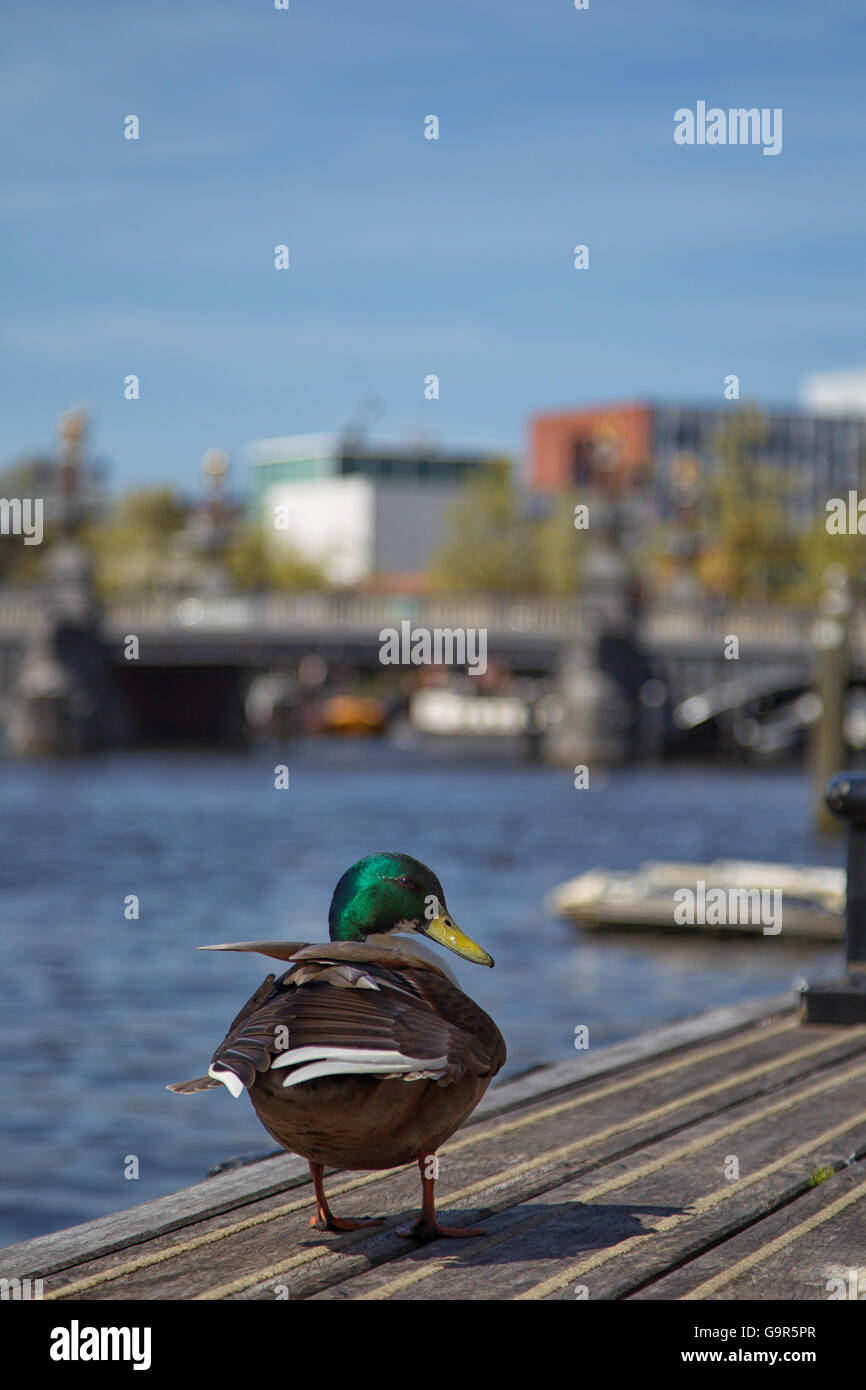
[809,1165,834,1188]
[0,522,61,583]
[81,487,188,597]
[81,490,330,597]
[112,488,188,538]
[0,457,60,582]
[642,406,825,604]
[428,473,532,593]
[428,472,584,595]
[699,408,801,601]
[795,514,866,603]
[224,526,328,593]
[535,492,585,596]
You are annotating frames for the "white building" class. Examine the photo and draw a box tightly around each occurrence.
[246,432,506,585]
[800,367,866,418]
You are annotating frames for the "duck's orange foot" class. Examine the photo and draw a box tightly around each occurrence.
[397,1216,486,1245]
[310,1211,384,1233]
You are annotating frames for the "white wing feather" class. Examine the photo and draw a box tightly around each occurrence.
[270,1044,448,1087]
[207,1063,245,1098]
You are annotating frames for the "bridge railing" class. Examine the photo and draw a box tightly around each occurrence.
[1,588,865,652]
[103,593,599,638]
[640,606,823,647]
[96,596,857,649]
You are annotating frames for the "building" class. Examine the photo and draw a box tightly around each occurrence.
[800,366,866,418]
[531,402,654,495]
[529,400,866,524]
[245,432,506,586]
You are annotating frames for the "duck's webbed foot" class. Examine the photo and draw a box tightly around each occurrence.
[308,1161,384,1233]
[398,1152,486,1243]
[397,1214,486,1244]
[310,1211,385,1232]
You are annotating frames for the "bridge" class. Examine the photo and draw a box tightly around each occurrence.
[0,589,854,658]
[0,588,862,756]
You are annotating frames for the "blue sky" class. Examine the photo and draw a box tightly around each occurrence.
[1,0,864,492]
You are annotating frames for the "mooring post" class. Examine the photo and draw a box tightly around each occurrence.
[810,569,850,834]
[801,771,866,1023]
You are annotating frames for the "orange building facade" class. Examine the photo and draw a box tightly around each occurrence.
[529,401,654,494]
[530,398,866,523]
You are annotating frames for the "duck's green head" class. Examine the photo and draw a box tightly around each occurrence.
[328,852,494,966]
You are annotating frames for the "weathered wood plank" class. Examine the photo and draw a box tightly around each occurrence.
[307,1056,866,1300]
[633,1161,866,1301]
[0,992,794,1279]
[0,1154,310,1279]
[474,992,797,1118]
[34,1009,830,1298]
[5,995,865,1303]
[49,1017,866,1301]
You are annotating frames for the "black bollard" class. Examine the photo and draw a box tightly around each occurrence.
[801,772,866,1023]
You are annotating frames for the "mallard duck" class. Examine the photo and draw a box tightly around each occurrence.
[169,852,506,1243]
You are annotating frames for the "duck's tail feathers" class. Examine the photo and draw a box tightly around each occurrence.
[166,1076,223,1094]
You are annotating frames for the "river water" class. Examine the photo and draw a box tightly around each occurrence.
[0,743,843,1247]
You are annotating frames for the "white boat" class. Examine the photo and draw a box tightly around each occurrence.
[410,688,528,736]
[546,860,844,941]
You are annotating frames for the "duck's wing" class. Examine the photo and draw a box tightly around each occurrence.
[204,952,506,1097]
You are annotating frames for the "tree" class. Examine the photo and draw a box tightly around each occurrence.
[428,469,585,595]
[694,408,801,602]
[534,490,585,596]
[796,511,866,602]
[224,525,328,593]
[428,470,533,592]
[0,456,61,583]
[82,487,188,596]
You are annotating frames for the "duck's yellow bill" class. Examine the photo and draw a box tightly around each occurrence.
[421,911,494,967]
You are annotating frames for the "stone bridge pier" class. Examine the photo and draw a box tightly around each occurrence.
[5,543,128,756]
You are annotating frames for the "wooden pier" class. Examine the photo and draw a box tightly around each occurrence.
[4,993,866,1301]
